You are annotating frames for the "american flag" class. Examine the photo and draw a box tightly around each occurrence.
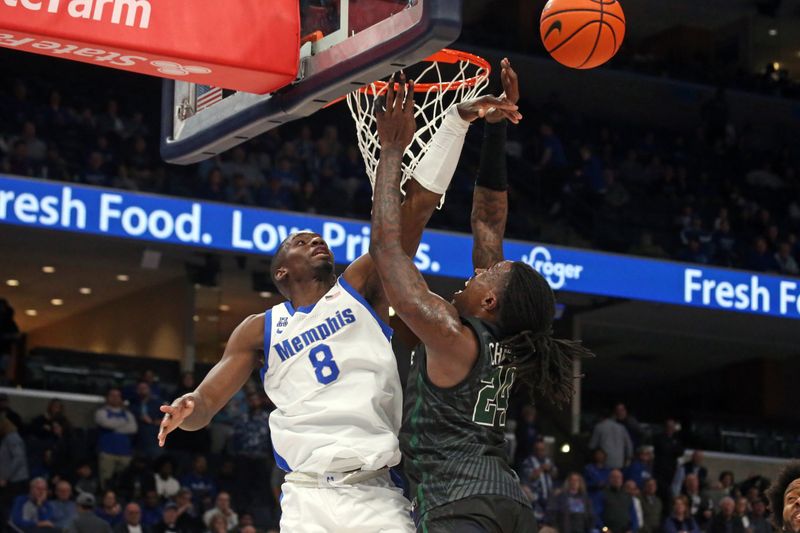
[196,85,223,111]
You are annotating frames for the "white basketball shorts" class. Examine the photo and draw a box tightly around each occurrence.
[279,470,414,532]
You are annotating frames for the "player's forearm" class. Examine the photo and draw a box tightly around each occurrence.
[371,146,406,260]
[471,121,508,269]
[471,187,507,268]
[371,147,427,305]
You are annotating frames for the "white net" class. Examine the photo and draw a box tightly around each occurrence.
[346,50,490,195]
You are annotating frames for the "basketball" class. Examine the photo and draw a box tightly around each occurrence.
[540,0,626,69]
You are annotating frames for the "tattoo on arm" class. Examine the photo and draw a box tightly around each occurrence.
[370,147,463,346]
[471,186,507,269]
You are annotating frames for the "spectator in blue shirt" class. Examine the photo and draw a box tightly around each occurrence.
[546,472,596,533]
[180,455,217,509]
[95,388,137,490]
[123,370,163,404]
[130,382,162,459]
[625,446,655,489]
[747,237,779,272]
[585,448,612,514]
[50,480,78,530]
[81,151,111,187]
[232,393,272,511]
[521,440,558,522]
[139,489,162,528]
[95,490,124,527]
[11,477,56,532]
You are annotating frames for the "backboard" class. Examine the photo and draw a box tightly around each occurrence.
[161,0,462,165]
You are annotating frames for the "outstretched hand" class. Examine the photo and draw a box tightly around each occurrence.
[157,395,195,447]
[485,57,521,124]
[457,94,521,124]
[376,72,416,151]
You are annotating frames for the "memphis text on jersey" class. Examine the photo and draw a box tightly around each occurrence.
[274,309,357,362]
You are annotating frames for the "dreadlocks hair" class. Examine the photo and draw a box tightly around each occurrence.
[767,460,800,531]
[496,261,594,407]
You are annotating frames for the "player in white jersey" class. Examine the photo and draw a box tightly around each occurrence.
[156,75,519,532]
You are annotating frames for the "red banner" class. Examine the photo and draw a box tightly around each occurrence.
[0,0,300,94]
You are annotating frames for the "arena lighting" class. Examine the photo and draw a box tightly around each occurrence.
[42,266,55,273]
[259,292,273,298]
[388,306,396,318]
[79,287,92,295]
[560,443,571,453]
[192,315,199,322]
[773,62,781,70]
[207,315,219,322]
[6,279,19,287]
[50,298,63,306]
[116,274,130,281]
[219,304,231,312]
[768,28,778,36]
[25,309,37,316]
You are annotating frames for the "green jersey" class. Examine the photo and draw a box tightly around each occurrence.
[400,316,529,518]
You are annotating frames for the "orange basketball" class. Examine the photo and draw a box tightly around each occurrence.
[540,0,626,69]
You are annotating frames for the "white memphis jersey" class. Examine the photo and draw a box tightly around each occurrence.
[261,276,403,475]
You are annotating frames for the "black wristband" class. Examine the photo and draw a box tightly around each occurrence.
[476,121,508,191]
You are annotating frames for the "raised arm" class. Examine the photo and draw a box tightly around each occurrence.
[370,76,520,385]
[345,73,519,323]
[158,313,263,446]
[369,80,473,368]
[471,58,518,269]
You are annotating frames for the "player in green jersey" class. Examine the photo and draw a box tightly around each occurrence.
[370,60,594,532]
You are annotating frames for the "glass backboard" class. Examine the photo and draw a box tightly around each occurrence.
[161,0,462,165]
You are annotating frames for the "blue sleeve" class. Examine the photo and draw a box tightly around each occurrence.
[584,466,597,489]
[663,518,677,533]
[594,495,605,529]
[11,498,36,529]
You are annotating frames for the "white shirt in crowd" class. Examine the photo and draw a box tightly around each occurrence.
[154,475,180,499]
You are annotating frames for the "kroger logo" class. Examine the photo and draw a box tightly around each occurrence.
[521,246,584,290]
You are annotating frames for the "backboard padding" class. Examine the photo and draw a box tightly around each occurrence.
[161,0,462,165]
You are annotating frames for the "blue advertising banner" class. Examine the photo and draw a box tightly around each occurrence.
[1,174,799,320]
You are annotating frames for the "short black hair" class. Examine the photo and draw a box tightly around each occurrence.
[270,238,292,284]
[767,460,800,530]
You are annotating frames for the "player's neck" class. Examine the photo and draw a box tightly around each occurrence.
[285,276,336,308]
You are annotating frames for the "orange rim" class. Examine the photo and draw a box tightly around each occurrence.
[359,49,491,95]
[327,48,490,107]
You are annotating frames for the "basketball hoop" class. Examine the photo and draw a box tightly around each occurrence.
[346,48,491,197]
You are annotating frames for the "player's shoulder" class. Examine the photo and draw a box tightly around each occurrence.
[239,312,266,329]
[461,316,498,342]
[229,313,266,347]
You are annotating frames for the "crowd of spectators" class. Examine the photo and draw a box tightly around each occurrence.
[0,372,281,533]
[1,71,798,278]
[0,368,787,533]
[512,403,780,533]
